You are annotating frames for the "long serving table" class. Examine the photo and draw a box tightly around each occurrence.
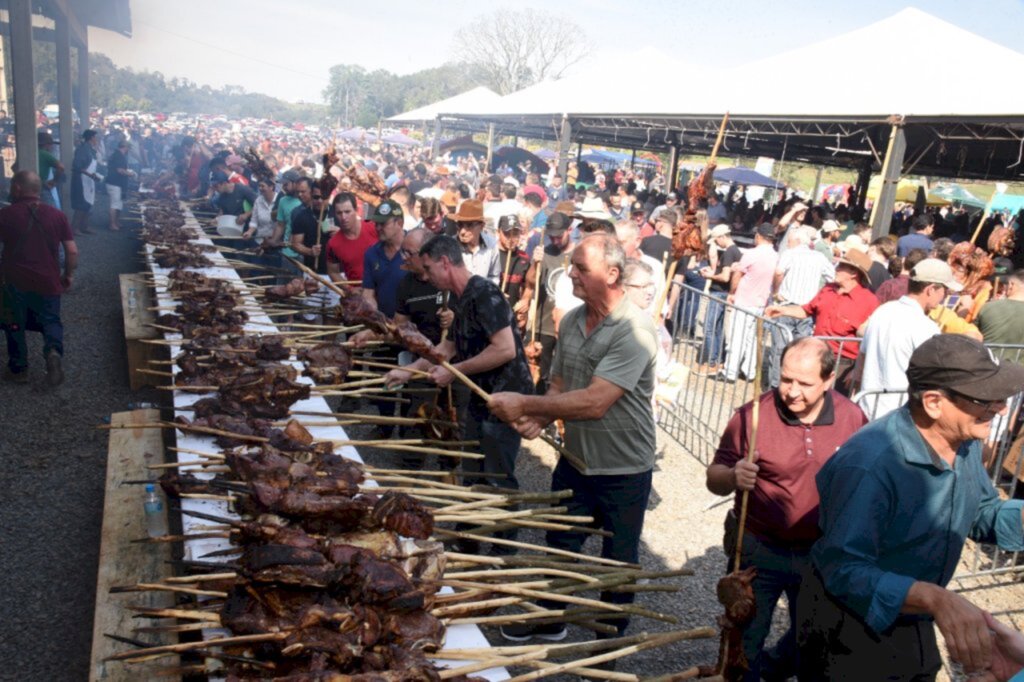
[144,202,506,680]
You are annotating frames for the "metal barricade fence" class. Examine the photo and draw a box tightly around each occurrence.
[656,284,1024,583]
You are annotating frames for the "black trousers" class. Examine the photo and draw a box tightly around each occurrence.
[540,458,653,636]
[796,567,941,682]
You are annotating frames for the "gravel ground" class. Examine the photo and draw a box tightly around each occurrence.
[1,196,1019,680]
[0,198,149,681]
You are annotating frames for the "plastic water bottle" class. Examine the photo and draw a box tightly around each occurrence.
[144,484,168,538]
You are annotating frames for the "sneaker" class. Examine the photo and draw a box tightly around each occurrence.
[45,350,64,386]
[3,368,29,384]
[499,622,568,642]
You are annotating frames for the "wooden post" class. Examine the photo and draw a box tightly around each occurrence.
[556,114,571,182]
[869,123,907,240]
[485,123,495,171]
[55,12,75,212]
[76,31,89,128]
[430,115,442,160]
[667,146,680,194]
[810,165,824,206]
[9,0,36,176]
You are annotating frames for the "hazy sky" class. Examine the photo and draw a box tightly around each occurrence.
[88,0,1024,104]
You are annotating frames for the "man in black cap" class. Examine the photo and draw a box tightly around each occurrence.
[495,214,530,312]
[798,334,1024,681]
[517,212,574,394]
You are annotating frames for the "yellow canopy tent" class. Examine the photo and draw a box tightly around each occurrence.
[866,176,948,205]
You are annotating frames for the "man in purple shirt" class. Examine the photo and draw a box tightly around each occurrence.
[0,171,77,384]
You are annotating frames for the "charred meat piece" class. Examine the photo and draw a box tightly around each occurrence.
[700,566,757,680]
[156,472,220,498]
[339,294,392,334]
[266,278,309,302]
[371,492,434,540]
[298,343,352,385]
[391,323,445,365]
[240,544,340,587]
[381,611,445,651]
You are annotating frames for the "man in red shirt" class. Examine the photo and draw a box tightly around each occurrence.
[765,248,878,395]
[707,337,867,681]
[0,171,77,385]
[325,191,377,288]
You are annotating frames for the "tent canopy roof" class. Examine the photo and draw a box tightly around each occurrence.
[441,8,1024,181]
[388,86,501,124]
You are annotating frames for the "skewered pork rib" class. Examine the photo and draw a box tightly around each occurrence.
[266,278,322,302]
[339,294,392,335]
[345,165,387,208]
[371,493,433,540]
[392,323,445,365]
[299,343,352,384]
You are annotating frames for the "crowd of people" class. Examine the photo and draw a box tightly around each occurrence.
[3,110,1024,681]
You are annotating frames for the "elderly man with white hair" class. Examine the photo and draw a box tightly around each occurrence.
[767,225,835,387]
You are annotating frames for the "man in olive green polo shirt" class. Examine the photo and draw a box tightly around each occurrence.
[489,233,659,643]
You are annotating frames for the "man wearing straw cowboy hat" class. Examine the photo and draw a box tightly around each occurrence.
[798,334,1024,681]
[450,198,500,284]
[707,336,867,681]
[765,247,878,396]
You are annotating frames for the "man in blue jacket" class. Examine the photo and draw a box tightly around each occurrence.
[798,334,1024,681]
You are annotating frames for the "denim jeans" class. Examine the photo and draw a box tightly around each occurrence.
[731,531,807,682]
[767,314,815,387]
[3,282,63,372]
[675,266,707,338]
[543,458,653,636]
[698,291,728,365]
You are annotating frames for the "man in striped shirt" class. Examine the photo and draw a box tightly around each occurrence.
[767,226,835,386]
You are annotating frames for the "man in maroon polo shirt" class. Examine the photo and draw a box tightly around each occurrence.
[0,170,77,385]
[765,247,878,396]
[707,337,867,681]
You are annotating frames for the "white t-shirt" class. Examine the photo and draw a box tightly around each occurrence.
[857,296,939,418]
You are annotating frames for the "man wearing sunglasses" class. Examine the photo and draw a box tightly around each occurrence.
[799,334,1024,681]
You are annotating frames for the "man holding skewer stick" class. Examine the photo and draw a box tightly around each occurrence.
[706,337,867,681]
[488,233,659,643]
[384,235,534,554]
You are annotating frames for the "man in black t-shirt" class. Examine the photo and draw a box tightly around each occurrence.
[640,207,676,267]
[516,212,574,394]
[212,170,258,220]
[496,214,530,318]
[289,179,329,273]
[385,235,533,554]
[695,225,743,374]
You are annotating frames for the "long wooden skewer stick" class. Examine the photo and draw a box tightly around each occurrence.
[733,317,763,568]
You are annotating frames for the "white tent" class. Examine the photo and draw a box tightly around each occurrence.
[388,86,502,124]
[441,7,1024,181]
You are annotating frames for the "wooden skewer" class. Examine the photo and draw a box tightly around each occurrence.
[104,633,285,662]
[436,529,638,568]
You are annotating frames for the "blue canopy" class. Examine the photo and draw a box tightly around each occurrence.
[987,193,1024,213]
[338,128,376,141]
[534,148,557,160]
[382,132,420,146]
[579,149,658,168]
[713,166,785,189]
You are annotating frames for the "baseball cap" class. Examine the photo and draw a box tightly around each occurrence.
[910,259,963,291]
[498,214,522,232]
[707,224,731,242]
[225,154,244,166]
[906,334,1024,401]
[545,212,571,236]
[630,201,645,215]
[369,199,404,223]
[210,170,230,185]
[666,192,678,201]
[280,169,302,183]
[821,220,841,234]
